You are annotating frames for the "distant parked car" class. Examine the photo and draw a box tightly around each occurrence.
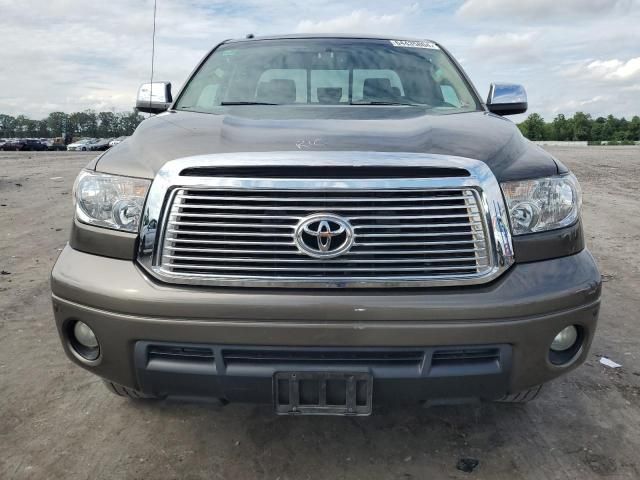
[47,137,67,151]
[1,139,22,150]
[24,139,48,151]
[67,139,97,151]
[1,138,47,151]
[108,136,128,147]
[89,138,113,151]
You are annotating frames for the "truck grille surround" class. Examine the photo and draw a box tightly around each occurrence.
[137,152,514,288]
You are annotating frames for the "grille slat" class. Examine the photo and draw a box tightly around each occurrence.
[164,264,481,272]
[356,230,482,237]
[167,237,484,247]
[165,246,485,256]
[175,204,478,213]
[171,212,483,223]
[176,193,470,202]
[168,223,481,232]
[167,239,296,246]
[165,254,486,264]
[159,186,493,285]
[167,229,293,237]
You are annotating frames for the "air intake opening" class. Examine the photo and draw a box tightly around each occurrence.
[148,345,215,363]
[223,348,425,367]
[431,347,501,366]
[429,347,502,376]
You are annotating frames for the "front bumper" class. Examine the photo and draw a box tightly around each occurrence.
[51,245,601,404]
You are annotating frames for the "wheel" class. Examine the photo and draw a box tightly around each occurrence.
[495,385,543,403]
[81,147,87,151]
[103,380,159,400]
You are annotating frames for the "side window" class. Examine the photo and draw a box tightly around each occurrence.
[310,70,349,103]
[430,61,476,109]
[179,64,226,111]
[440,85,461,107]
[352,69,404,101]
[195,84,219,108]
[257,69,307,103]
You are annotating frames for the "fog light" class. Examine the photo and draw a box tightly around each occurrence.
[551,325,578,352]
[69,321,100,361]
[73,321,98,348]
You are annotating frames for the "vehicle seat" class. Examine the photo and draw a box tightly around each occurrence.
[363,78,397,102]
[256,79,297,104]
[317,87,343,104]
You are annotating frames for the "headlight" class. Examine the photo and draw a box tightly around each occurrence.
[73,170,151,232]
[501,174,581,235]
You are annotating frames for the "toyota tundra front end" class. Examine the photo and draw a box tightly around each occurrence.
[51,35,601,414]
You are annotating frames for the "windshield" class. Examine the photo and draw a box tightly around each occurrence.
[175,38,481,114]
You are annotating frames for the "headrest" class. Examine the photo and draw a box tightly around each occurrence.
[363,78,394,100]
[256,79,297,104]
[317,87,343,104]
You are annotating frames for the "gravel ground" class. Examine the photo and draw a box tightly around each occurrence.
[1,147,639,480]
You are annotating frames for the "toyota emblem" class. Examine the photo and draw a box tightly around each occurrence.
[294,213,354,258]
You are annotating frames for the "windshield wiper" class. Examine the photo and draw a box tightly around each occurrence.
[220,101,279,106]
[350,101,421,106]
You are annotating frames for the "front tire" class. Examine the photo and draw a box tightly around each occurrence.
[495,385,543,403]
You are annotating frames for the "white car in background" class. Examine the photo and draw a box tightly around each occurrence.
[108,136,128,147]
[88,138,113,151]
[67,139,97,151]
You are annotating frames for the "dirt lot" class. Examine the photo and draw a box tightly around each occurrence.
[1,147,639,480]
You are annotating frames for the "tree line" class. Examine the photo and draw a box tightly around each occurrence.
[518,112,640,143]
[2,109,639,143]
[0,110,145,139]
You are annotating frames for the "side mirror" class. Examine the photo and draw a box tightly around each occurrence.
[136,82,172,114]
[486,83,527,116]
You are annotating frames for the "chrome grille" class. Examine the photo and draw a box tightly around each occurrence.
[137,152,515,288]
[158,187,491,284]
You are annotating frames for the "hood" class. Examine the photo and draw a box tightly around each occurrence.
[95,107,559,181]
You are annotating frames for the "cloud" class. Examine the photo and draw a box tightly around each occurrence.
[471,32,539,63]
[295,9,403,33]
[458,0,635,19]
[587,58,640,80]
[0,0,265,118]
[563,57,640,82]
[550,95,612,117]
[0,0,638,121]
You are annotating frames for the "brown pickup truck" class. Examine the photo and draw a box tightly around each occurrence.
[51,35,601,415]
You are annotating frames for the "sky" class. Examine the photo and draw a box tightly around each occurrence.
[1,0,639,121]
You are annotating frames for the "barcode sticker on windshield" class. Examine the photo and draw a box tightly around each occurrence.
[390,40,439,49]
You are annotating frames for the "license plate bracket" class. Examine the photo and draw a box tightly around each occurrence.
[274,371,373,416]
